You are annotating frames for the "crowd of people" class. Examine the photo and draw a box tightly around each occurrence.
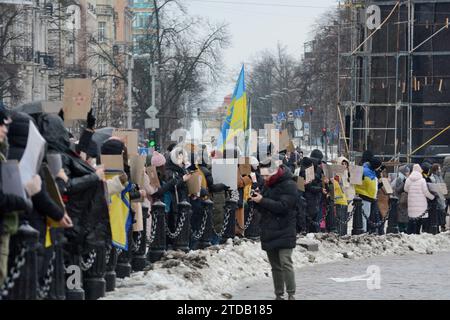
[0,105,449,300]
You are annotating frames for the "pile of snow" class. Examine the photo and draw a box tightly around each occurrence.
[103,232,450,300]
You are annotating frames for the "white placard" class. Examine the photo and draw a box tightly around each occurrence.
[19,120,46,185]
[349,164,363,185]
[212,158,238,190]
[305,165,315,184]
[1,160,27,199]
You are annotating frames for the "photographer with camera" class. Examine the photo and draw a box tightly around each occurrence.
[250,156,297,300]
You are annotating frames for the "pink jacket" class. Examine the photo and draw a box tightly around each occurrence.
[404,165,435,218]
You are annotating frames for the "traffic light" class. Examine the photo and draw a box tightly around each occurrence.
[148,130,157,149]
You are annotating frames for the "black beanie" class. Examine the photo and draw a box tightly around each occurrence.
[301,157,313,168]
[362,150,374,164]
[310,149,323,162]
[369,157,382,170]
[101,139,125,155]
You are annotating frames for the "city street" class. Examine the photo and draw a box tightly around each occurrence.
[233,251,450,300]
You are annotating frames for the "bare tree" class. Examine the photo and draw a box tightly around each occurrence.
[0,4,29,104]
[88,0,229,147]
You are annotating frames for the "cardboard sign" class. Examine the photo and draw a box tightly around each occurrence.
[147,166,161,189]
[331,164,346,177]
[322,163,333,179]
[42,164,65,212]
[381,178,393,194]
[112,129,139,156]
[187,172,202,196]
[19,120,46,185]
[297,177,305,192]
[279,129,290,151]
[238,157,252,176]
[132,202,143,232]
[63,78,93,121]
[349,165,363,185]
[101,155,124,171]
[212,158,238,190]
[1,160,26,199]
[305,165,315,184]
[130,155,146,186]
[286,140,295,153]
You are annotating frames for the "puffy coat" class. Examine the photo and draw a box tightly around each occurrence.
[404,165,435,218]
[255,165,297,251]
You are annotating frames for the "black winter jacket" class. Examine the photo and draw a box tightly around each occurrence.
[255,165,297,251]
[37,114,110,251]
[156,158,189,212]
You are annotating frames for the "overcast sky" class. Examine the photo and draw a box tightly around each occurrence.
[187,0,339,106]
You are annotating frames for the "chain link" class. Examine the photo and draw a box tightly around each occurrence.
[335,205,355,225]
[80,250,97,271]
[37,250,56,300]
[191,208,209,241]
[0,246,27,300]
[408,210,429,221]
[105,247,111,265]
[147,212,158,245]
[236,205,255,231]
[132,232,142,253]
[166,210,187,239]
[213,205,232,238]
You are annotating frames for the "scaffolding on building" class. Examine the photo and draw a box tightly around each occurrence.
[337,0,450,163]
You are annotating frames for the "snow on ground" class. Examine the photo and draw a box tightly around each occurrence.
[103,232,450,300]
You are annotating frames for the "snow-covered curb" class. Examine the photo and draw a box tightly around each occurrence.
[103,232,450,300]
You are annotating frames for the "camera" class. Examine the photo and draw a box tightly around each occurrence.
[250,190,257,197]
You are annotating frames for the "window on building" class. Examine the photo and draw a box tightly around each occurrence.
[98,21,106,42]
[98,60,108,76]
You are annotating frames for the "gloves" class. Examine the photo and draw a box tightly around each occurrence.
[25,174,42,197]
[86,109,96,130]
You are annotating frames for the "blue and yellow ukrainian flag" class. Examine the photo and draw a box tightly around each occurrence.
[217,65,248,150]
[106,173,133,250]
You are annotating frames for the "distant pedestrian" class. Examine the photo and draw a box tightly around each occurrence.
[404,164,435,234]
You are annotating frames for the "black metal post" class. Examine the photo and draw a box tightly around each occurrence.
[131,209,148,271]
[147,201,166,263]
[335,204,348,236]
[198,199,214,249]
[47,228,66,300]
[351,197,364,235]
[105,246,117,292]
[173,201,192,252]
[428,198,440,235]
[83,244,106,300]
[245,202,261,240]
[326,200,337,233]
[115,229,132,279]
[386,196,399,234]
[64,253,85,300]
[221,198,237,243]
[6,222,40,300]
